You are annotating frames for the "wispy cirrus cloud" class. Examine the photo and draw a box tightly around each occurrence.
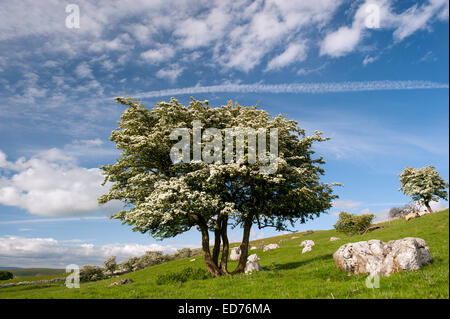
[131,80,449,99]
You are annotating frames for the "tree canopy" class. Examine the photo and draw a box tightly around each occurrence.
[399,165,448,213]
[99,97,338,276]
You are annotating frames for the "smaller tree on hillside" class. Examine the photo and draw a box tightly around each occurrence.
[103,256,116,273]
[334,212,374,235]
[399,166,448,213]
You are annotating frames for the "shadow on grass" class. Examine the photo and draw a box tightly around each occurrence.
[263,253,333,271]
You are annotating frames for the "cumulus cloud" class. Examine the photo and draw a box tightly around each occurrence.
[140,45,175,64]
[266,42,308,71]
[0,147,122,216]
[156,64,184,83]
[320,26,362,57]
[320,0,448,58]
[0,235,179,268]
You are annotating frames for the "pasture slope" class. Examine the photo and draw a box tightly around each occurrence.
[0,209,448,299]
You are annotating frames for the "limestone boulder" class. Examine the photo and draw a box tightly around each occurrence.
[405,212,419,221]
[330,237,340,241]
[300,240,315,247]
[333,237,432,276]
[263,243,280,252]
[229,247,241,261]
[245,254,262,274]
[302,245,312,253]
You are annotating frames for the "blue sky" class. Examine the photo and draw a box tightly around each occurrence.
[0,0,448,268]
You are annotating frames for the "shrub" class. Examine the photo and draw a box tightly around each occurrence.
[389,207,404,219]
[175,248,192,259]
[134,251,166,270]
[334,212,374,235]
[0,271,13,281]
[80,265,104,282]
[120,257,139,272]
[304,230,314,235]
[103,256,117,273]
[156,267,210,285]
[402,204,419,215]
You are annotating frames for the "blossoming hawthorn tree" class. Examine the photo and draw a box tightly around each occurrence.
[399,166,448,213]
[98,97,338,277]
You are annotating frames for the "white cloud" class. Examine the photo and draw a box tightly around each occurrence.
[363,55,378,65]
[0,235,179,268]
[321,0,449,58]
[75,62,93,79]
[155,64,184,83]
[0,147,122,216]
[392,0,449,41]
[333,200,361,210]
[140,45,175,64]
[266,42,308,70]
[320,26,361,57]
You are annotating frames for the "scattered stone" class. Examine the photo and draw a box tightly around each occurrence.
[405,212,419,222]
[245,254,262,274]
[263,243,280,252]
[291,236,298,239]
[229,247,241,261]
[302,245,312,253]
[299,240,315,253]
[189,258,196,262]
[250,246,257,250]
[330,237,340,241]
[109,278,133,287]
[300,240,315,247]
[418,211,428,217]
[333,237,432,276]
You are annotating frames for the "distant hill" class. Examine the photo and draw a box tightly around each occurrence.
[4,268,65,278]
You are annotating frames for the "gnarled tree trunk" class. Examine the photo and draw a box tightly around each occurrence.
[219,216,229,274]
[231,218,252,275]
[425,202,433,213]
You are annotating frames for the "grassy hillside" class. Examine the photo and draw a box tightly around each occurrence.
[1,209,448,299]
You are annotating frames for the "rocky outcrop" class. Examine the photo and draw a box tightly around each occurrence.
[333,237,432,276]
[263,243,280,252]
[300,240,315,253]
[245,254,262,274]
[109,278,133,287]
[405,213,419,222]
[229,247,241,261]
[330,237,340,241]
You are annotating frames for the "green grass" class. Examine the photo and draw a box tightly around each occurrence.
[1,209,448,299]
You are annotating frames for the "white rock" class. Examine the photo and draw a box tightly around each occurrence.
[189,258,196,262]
[330,237,340,241]
[245,254,262,274]
[405,212,418,221]
[247,254,260,263]
[418,211,428,217]
[333,237,432,276]
[229,247,241,261]
[302,245,312,253]
[300,240,315,247]
[250,246,257,250]
[263,243,280,252]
